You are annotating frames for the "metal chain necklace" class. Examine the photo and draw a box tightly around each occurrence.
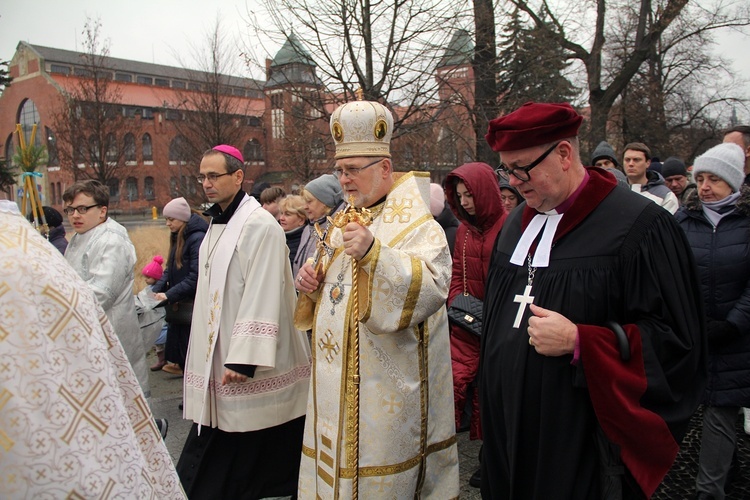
[203,223,226,276]
[512,253,536,328]
[329,256,346,315]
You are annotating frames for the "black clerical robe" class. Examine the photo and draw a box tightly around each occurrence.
[479,168,706,499]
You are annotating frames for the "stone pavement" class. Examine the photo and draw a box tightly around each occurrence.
[147,349,749,498]
[655,407,750,499]
[147,349,484,497]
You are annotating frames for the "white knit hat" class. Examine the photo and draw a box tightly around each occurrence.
[693,143,745,192]
[163,197,191,222]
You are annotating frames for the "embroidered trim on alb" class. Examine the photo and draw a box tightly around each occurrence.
[231,319,279,339]
[185,363,311,396]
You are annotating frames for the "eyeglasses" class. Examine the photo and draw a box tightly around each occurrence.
[332,158,383,179]
[496,142,561,182]
[64,204,100,215]
[196,172,233,183]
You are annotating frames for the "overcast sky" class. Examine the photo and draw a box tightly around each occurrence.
[2,0,748,93]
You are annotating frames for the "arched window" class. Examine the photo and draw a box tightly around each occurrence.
[126,177,138,201]
[46,127,58,166]
[89,135,101,164]
[107,178,120,201]
[124,133,136,162]
[5,134,14,166]
[142,133,153,162]
[17,99,41,146]
[243,139,263,162]
[144,176,155,200]
[311,138,325,159]
[105,133,118,163]
[169,135,189,164]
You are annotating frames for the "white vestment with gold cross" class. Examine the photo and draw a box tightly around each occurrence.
[297,172,459,499]
[0,202,184,499]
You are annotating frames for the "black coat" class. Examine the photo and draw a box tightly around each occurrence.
[285,225,304,271]
[48,224,68,255]
[434,201,460,255]
[676,187,750,407]
[153,214,208,303]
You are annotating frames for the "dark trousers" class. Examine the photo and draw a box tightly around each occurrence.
[177,416,305,500]
[165,323,191,368]
[696,405,740,500]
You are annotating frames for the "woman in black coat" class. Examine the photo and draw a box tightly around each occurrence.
[675,143,750,499]
[153,198,208,375]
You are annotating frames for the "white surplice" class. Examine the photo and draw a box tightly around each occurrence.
[183,195,311,432]
[64,217,149,397]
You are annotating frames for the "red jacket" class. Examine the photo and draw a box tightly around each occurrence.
[445,163,507,309]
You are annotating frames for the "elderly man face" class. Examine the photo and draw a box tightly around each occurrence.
[501,142,574,213]
[335,157,391,208]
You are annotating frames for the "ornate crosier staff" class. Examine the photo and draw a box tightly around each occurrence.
[332,195,373,500]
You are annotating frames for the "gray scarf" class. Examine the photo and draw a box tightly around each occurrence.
[702,191,741,227]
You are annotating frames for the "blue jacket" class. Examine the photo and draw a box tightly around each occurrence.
[675,187,750,406]
[153,214,208,303]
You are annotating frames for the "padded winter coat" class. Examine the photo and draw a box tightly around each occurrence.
[675,187,750,407]
[153,213,208,303]
[444,163,507,324]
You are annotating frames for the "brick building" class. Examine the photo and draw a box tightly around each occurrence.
[0,32,476,214]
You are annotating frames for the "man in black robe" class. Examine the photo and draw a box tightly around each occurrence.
[479,102,706,499]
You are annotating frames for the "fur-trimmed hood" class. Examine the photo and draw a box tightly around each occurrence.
[682,184,750,217]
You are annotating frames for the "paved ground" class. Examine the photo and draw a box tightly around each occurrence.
[148,349,749,498]
[146,350,483,497]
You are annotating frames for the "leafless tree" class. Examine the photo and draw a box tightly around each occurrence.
[606,1,749,160]
[164,18,265,203]
[509,0,749,154]
[473,0,500,165]
[244,0,463,135]
[268,92,332,182]
[49,18,137,188]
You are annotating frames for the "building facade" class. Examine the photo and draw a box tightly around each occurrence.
[0,33,476,214]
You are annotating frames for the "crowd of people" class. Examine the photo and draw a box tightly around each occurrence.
[2,98,750,500]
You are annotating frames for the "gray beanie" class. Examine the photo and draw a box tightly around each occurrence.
[304,174,343,208]
[603,167,629,188]
[591,141,619,167]
[661,157,687,178]
[693,143,745,192]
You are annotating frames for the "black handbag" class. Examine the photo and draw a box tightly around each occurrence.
[164,300,194,326]
[447,233,483,337]
[448,293,483,337]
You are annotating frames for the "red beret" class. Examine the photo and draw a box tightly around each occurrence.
[485,102,583,152]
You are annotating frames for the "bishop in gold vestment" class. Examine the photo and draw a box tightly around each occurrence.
[296,95,459,499]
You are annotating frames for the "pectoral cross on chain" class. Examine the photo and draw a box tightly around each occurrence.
[513,286,534,328]
[512,254,536,329]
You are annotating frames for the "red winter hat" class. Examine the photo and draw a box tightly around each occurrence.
[141,255,164,280]
[485,102,583,152]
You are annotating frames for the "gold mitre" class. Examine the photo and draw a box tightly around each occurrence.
[330,88,393,159]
